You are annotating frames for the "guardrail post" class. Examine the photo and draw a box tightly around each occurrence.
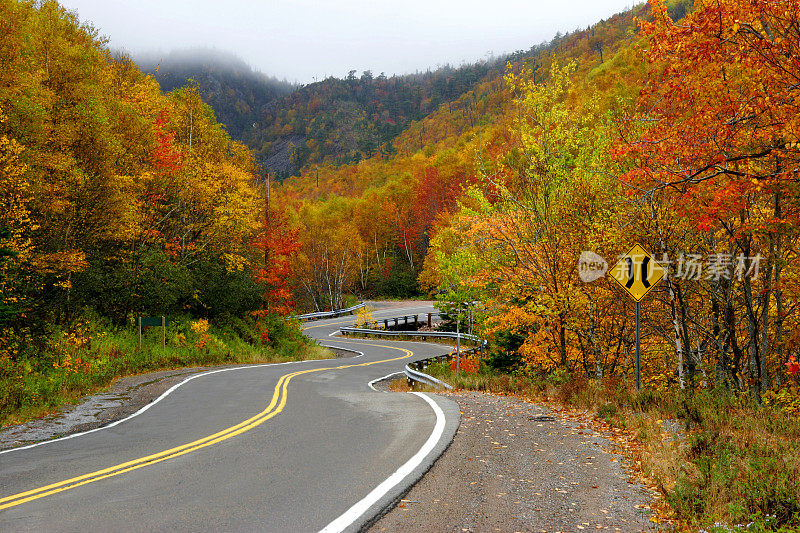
[427,313,432,327]
[394,317,398,328]
[384,319,388,329]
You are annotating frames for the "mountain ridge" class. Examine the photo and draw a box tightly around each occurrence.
[134,48,297,144]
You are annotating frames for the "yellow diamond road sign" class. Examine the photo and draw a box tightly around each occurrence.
[609,244,665,302]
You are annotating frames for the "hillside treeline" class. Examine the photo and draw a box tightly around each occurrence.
[274,2,800,525]
[275,3,648,310]
[277,0,800,402]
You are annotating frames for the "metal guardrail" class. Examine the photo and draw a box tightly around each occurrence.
[404,346,483,390]
[339,326,486,390]
[339,326,485,345]
[296,303,366,321]
[362,312,442,331]
[404,362,453,390]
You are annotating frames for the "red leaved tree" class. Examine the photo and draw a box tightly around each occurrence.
[251,205,300,317]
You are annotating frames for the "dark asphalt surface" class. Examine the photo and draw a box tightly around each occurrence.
[0,303,459,532]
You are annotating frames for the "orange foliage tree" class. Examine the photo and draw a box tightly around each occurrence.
[620,0,800,394]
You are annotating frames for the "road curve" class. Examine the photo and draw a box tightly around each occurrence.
[0,303,459,532]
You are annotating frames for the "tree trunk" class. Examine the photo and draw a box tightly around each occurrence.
[559,313,567,369]
[741,235,762,398]
[669,278,686,388]
[759,233,774,393]
[675,283,694,383]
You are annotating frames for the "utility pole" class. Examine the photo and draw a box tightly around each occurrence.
[455,302,461,376]
[265,172,271,314]
[265,172,271,264]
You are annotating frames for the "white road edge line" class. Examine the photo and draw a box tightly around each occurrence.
[0,353,364,456]
[318,391,446,533]
[367,372,405,392]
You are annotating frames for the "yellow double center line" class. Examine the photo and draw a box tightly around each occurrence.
[0,342,411,511]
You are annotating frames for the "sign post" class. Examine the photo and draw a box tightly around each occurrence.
[608,244,665,390]
[635,301,641,390]
[138,316,168,349]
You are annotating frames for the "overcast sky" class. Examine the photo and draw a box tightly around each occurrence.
[58,0,639,84]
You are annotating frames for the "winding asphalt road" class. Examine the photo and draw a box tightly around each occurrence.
[0,303,459,532]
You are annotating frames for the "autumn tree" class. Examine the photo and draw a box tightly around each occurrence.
[0,111,31,326]
[424,62,631,375]
[0,0,281,330]
[621,0,800,394]
[293,197,363,311]
[251,196,301,316]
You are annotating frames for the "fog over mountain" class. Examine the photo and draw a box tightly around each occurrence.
[60,0,639,83]
[132,48,297,142]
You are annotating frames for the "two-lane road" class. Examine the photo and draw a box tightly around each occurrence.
[0,304,459,532]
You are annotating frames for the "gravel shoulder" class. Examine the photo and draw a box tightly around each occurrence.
[371,390,658,533]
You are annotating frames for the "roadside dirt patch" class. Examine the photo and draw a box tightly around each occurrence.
[371,390,658,532]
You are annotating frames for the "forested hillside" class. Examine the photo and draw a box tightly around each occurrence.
[274,4,649,309]
[277,0,800,411]
[0,5,287,326]
[274,1,800,525]
[136,48,296,142]
[246,61,506,178]
[136,49,507,179]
